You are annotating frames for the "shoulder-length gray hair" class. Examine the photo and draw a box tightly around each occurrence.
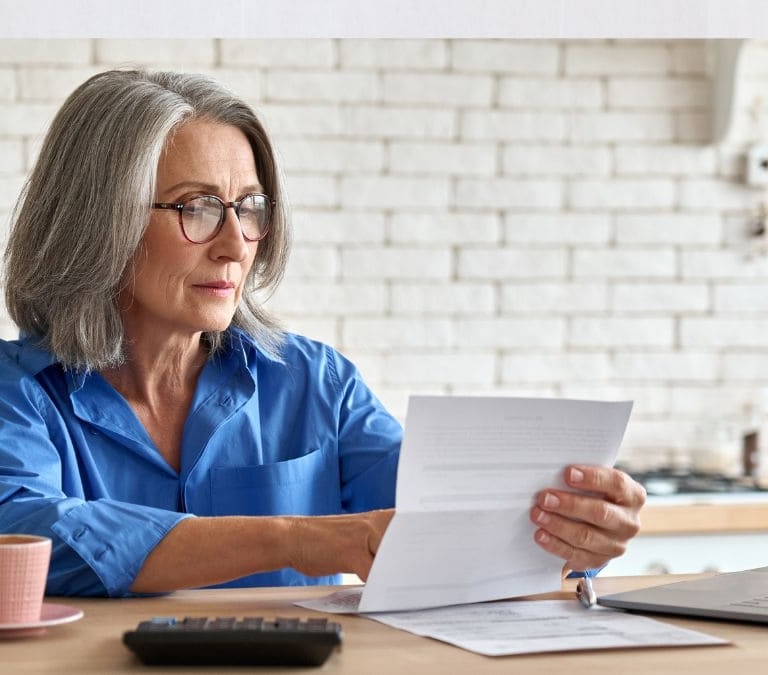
[4,69,290,371]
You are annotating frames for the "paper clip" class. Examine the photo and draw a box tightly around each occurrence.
[576,575,597,609]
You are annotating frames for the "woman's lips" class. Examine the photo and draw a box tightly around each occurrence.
[194,280,236,297]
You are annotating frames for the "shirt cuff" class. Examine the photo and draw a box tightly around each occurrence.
[51,499,193,597]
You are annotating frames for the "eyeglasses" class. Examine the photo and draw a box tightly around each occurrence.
[151,193,275,244]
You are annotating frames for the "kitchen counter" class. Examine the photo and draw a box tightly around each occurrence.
[641,492,768,535]
[605,491,768,576]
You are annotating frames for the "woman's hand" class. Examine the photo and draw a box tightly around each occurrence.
[288,508,395,581]
[530,465,646,573]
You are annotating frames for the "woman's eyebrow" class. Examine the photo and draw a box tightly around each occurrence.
[161,181,264,195]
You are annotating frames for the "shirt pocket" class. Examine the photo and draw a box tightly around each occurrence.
[209,447,341,516]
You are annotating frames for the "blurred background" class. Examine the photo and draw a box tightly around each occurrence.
[2,38,768,488]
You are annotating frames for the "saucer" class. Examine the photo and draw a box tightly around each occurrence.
[0,603,83,638]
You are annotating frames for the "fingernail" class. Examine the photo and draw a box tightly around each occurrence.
[536,509,551,524]
[536,531,550,544]
[543,493,560,508]
[569,467,585,483]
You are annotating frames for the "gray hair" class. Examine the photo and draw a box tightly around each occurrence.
[4,69,290,371]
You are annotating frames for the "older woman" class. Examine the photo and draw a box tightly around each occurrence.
[0,70,644,597]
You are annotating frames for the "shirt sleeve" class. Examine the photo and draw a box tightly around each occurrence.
[0,368,192,597]
[325,345,402,513]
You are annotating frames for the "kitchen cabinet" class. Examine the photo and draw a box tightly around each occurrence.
[602,493,768,576]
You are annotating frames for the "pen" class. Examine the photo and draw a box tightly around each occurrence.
[576,574,597,609]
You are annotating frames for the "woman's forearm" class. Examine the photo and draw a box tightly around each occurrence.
[130,509,394,593]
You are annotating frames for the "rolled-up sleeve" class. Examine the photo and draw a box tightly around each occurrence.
[0,360,192,597]
[327,346,402,513]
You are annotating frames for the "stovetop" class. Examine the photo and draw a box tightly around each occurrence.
[622,467,768,497]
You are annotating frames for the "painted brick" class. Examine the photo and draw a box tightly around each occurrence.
[388,141,496,176]
[675,111,711,143]
[279,318,339,346]
[570,112,676,142]
[716,146,743,180]
[266,71,379,103]
[0,69,15,101]
[291,209,385,244]
[565,43,670,75]
[614,144,716,175]
[501,283,608,313]
[0,40,91,65]
[456,177,563,210]
[221,39,335,68]
[715,283,768,312]
[679,178,753,210]
[682,250,768,280]
[504,213,611,244]
[570,179,676,210]
[278,139,384,173]
[614,351,719,381]
[383,73,493,106]
[501,353,612,383]
[257,103,342,137]
[461,110,566,141]
[340,246,452,280]
[193,67,263,103]
[451,40,559,74]
[341,176,450,209]
[284,175,338,208]
[0,102,58,136]
[458,248,567,280]
[573,248,676,279]
[17,66,102,102]
[615,213,722,244]
[681,318,768,347]
[569,318,674,347]
[390,212,500,245]
[269,281,387,315]
[95,39,216,66]
[499,78,604,109]
[0,175,25,205]
[340,39,447,70]
[381,352,496,385]
[608,78,710,109]
[284,245,339,279]
[668,386,757,416]
[723,354,768,380]
[671,41,709,75]
[503,145,611,176]
[456,318,565,349]
[613,283,710,312]
[343,318,454,349]
[0,139,24,173]
[391,282,496,316]
[342,105,456,139]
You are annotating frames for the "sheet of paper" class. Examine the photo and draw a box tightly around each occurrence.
[356,396,633,612]
[367,599,728,656]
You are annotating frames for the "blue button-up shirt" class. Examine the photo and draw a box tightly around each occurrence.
[0,328,401,596]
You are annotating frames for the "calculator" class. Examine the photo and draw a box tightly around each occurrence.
[122,616,343,667]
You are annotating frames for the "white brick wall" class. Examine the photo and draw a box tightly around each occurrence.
[5,38,768,471]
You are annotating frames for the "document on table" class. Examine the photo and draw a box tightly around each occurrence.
[367,600,728,656]
[302,395,634,613]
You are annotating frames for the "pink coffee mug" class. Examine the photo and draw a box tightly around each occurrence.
[0,534,52,624]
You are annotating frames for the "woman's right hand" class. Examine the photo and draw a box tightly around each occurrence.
[287,508,395,581]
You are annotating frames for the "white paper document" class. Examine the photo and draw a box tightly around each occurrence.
[316,396,633,613]
[367,600,728,656]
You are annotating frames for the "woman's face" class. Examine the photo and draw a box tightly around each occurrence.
[121,118,262,343]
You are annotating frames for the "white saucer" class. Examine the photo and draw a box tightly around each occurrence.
[0,603,83,637]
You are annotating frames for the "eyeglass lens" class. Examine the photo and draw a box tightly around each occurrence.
[182,194,270,243]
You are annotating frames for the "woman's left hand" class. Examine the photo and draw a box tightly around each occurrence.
[529,465,646,573]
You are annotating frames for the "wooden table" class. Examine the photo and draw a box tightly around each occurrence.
[2,576,766,674]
